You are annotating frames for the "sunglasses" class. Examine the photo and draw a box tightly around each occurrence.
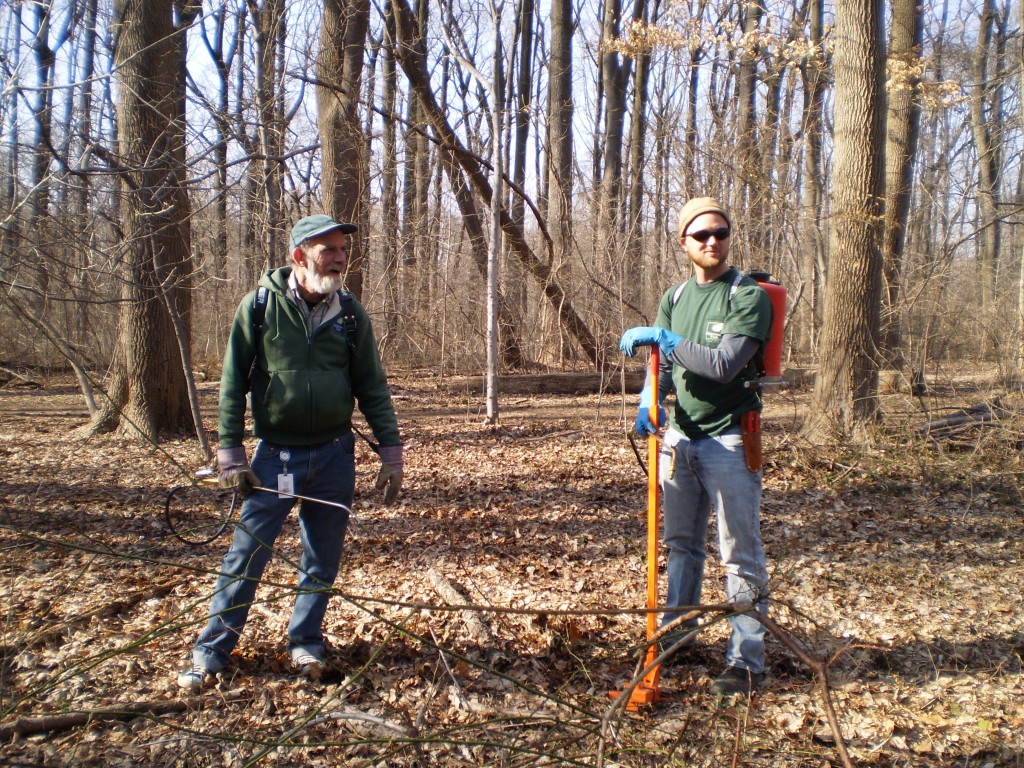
[686,227,731,243]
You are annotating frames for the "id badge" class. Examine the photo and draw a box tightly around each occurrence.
[277,473,294,498]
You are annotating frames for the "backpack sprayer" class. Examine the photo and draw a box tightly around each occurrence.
[747,270,787,384]
[740,270,786,473]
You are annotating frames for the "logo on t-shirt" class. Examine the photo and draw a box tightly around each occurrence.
[704,321,725,344]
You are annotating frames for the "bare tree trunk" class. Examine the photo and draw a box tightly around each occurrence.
[26,2,70,307]
[247,0,286,270]
[803,0,886,442]
[318,0,370,300]
[1017,0,1024,382]
[381,2,401,351]
[398,0,431,333]
[198,3,241,291]
[880,0,924,368]
[625,0,653,307]
[234,9,261,284]
[68,0,101,352]
[90,0,194,441]
[508,0,536,315]
[682,2,707,198]
[28,2,56,229]
[485,8,504,424]
[597,0,630,275]
[546,0,574,362]
[795,0,826,360]
[970,0,1000,313]
[0,5,21,278]
[735,0,765,255]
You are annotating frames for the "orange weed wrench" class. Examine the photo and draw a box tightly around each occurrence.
[610,344,663,711]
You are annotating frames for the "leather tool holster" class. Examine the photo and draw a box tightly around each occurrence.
[740,410,763,473]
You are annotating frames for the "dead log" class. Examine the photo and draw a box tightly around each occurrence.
[427,568,494,645]
[432,372,646,397]
[915,400,1010,438]
[0,366,40,389]
[0,691,249,739]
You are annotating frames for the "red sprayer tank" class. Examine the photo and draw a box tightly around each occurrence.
[748,271,786,379]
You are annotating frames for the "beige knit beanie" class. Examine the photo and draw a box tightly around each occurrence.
[677,197,731,237]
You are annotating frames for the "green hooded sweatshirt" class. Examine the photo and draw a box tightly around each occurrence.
[218,267,400,449]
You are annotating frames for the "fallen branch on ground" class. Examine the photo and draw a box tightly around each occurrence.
[0,690,250,739]
[428,567,494,644]
[916,399,1012,438]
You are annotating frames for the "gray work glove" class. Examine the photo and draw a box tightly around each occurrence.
[217,446,261,496]
[375,444,404,505]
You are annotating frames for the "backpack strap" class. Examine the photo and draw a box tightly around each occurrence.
[252,286,357,346]
[250,286,358,369]
[670,271,767,378]
[247,287,269,387]
[669,270,743,307]
[252,286,269,333]
[339,290,358,352]
[670,279,688,306]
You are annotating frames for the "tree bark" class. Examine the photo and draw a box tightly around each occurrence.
[803,0,886,442]
[795,0,827,359]
[625,0,653,307]
[246,0,287,271]
[969,0,1001,314]
[509,0,536,314]
[197,2,241,296]
[1018,0,1024,382]
[546,0,574,362]
[735,0,765,255]
[90,0,194,440]
[318,0,370,300]
[597,0,630,274]
[880,0,924,367]
[381,2,401,351]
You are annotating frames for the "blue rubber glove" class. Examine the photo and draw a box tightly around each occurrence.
[619,327,682,358]
[635,384,666,437]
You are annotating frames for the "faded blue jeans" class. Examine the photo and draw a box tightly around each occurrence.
[191,434,355,672]
[660,426,768,674]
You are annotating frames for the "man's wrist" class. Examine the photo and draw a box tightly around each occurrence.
[379,444,403,470]
[218,445,248,469]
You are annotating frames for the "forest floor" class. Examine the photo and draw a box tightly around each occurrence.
[0,367,1022,767]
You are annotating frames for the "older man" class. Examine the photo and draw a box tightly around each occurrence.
[177,214,403,691]
[620,197,772,697]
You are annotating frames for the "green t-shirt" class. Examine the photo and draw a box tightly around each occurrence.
[655,268,772,438]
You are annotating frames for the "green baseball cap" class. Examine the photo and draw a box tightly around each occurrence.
[289,214,357,248]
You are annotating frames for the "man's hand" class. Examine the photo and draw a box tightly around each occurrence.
[375,444,404,505]
[619,327,682,358]
[635,383,666,437]
[217,446,261,496]
[635,406,665,437]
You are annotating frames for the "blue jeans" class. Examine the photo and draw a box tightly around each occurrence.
[191,434,355,671]
[660,426,768,674]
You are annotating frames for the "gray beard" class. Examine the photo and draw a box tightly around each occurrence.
[305,271,344,296]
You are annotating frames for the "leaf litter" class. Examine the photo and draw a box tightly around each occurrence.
[0,373,1021,766]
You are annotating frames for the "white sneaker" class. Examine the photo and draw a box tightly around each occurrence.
[291,651,324,681]
[176,661,213,692]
